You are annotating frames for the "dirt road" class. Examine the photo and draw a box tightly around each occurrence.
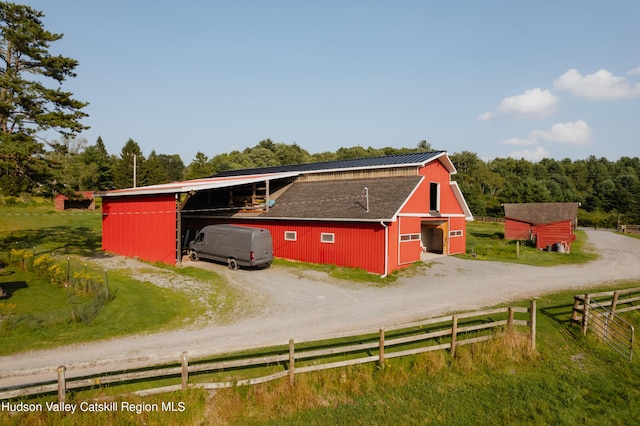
[1,229,639,386]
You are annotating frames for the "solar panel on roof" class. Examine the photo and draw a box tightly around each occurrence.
[213,151,445,177]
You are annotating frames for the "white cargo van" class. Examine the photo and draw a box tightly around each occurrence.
[188,224,273,270]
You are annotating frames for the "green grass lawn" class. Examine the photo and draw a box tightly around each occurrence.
[0,205,212,354]
[461,221,598,266]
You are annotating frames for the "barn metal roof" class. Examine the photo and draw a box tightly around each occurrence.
[96,151,454,198]
[95,172,300,198]
[214,151,454,177]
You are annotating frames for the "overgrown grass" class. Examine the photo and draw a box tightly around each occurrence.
[5,283,640,425]
[462,221,599,266]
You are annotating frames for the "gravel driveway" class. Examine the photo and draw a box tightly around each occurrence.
[2,228,640,385]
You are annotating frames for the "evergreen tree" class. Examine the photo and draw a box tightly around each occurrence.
[0,2,88,195]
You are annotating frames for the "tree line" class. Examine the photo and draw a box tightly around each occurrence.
[7,135,637,225]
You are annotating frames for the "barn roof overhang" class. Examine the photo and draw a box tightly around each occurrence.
[95,172,301,198]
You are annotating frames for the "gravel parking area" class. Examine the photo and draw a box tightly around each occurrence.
[2,228,640,384]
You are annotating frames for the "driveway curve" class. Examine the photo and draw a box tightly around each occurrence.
[2,229,640,386]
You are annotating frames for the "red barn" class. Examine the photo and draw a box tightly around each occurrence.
[97,152,473,275]
[503,203,580,251]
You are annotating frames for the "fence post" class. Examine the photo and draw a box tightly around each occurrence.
[288,339,295,387]
[379,328,385,369]
[582,294,590,336]
[570,296,581,327]
[181,351,188,391]
[507,307,514,332]
[451,315,458,358]
[611,291,620,314]
[529,299,536,351]
[57,365,66,403]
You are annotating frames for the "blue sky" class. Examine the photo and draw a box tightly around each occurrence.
[25,1,640,164]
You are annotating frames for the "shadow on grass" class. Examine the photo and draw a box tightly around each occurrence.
[540,302,583,340]
[0,280,28,300]
[0,226,101,256]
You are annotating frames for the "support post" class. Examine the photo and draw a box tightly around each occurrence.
[379,328,385,369]
[529,299,537,351]
[181,351,188,391]
[582,294,590,336]
[451,315,458,358]
[570,295,581,327]
[289,339,295,386]
[611,291,620,314]
[507,307,514,332]
[516,240,520,259]
[57,366,66,403]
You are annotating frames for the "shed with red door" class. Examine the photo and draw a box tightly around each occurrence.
[97,152,473,275]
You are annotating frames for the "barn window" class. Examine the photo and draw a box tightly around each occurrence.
[400,233,421,242]
[430,182,440,212]
[320,233,335,243]
[449,230,463,237]
[284,231,297,241]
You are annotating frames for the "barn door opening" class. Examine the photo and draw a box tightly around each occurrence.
[421,221,447,254]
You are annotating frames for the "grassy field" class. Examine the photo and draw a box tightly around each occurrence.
[0,205,219,354]
[3,284,640,425]
[2,205,639,424]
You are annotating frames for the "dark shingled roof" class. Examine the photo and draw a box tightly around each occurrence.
[261,176,423,221]
[503,203,580,225]
[215,151,446,177]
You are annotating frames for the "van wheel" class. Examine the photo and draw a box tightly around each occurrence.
[189,250,199,261]
[227,258,238,270]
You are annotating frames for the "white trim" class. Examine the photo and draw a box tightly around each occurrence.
[397,213,468,218]
[450,181,474,220]
[389,176,424,221]
[320,232,335,243]
[284,231,297,241]
[429,181,441,212]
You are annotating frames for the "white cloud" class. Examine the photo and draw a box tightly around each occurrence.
[628,66,640,76]
[507,145,551,161]
[497,88,558,118]
[529,120,592,146]
[553,68,640,99]
[479,88,557,121]
[477,111,494,121]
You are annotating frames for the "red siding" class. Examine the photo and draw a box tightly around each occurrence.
[505,219,576,250]
[504,219,532,241]
[102,195,177,264]
[187,219,388,274]
[448,216,467,255]
[532,220,576,250]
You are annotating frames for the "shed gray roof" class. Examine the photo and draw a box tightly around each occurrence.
[261,176,423,221]
[503,203,580,225]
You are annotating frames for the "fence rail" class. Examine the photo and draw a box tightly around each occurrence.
[0,301,536,402]
[571,288,638,361]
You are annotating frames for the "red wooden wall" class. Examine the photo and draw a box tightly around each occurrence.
[102,195,177,264]
[187,218,388,274]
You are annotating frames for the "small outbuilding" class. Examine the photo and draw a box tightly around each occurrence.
[97,151,474,275]
[54,191,95,211]
[503,202,580,252]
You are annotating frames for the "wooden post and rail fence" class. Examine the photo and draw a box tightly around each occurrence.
[1,302,536,403]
